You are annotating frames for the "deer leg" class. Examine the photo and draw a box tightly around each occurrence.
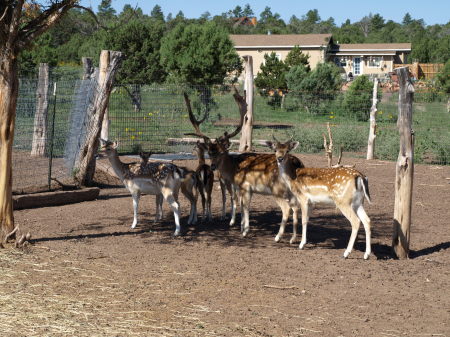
[338,203,361,259]
[356,205,372,260]
[155,193,163,222]
[274,198,290,243]
[219,179,227,220]
[131,192,141,229]
[229,185,238,227]
[181,183,197,225]
[198,183,207,222]
[161,187,181,236]
[290,206,299,244]
[299,199,310,250]
[206,183,213,221]
[241,190,252,237]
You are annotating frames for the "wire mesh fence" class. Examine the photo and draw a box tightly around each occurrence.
[13,70,450,194]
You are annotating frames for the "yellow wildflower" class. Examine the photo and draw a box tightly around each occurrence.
[329,115,335,119]
[131,135,135,140]
[125,128,129,132]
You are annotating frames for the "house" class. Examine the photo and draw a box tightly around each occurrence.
[230,34,332,75]
[230,34,411,79]
[328,43,412,78]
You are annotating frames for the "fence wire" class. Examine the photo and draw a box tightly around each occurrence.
[13,74,450,194]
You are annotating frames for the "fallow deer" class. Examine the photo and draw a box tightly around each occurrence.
[139,151,198,225]
[99,139,185,236]
[184,90,304,243]
[268,139,372,259]
[193,141,214,221]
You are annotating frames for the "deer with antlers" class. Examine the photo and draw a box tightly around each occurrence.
[267,139,372,259]
[184,89,304,242]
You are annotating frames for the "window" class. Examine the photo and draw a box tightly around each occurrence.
[334,57,347,67]
[368,56,382,68]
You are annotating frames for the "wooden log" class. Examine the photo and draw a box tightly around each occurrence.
[166,137,270,147]
[392,67,415,259]
[74,50,123,186]
[239,55,254,152]
[366,78,378,160]
[31,63,49,157]
[13,187,100,210]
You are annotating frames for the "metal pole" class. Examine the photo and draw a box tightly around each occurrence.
[48,82,57,190]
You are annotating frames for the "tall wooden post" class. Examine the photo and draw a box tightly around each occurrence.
[74,50,123,186]
[82,57,94,80]
[239,55,253,152]
[366,78,378,160]
[392,67,415,259]
[99,52,110,141]
[31,63,49,157]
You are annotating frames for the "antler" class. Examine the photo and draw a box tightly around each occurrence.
[183,92,209,139]
[222,86,247,140]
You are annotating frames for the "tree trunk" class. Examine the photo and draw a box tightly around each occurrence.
[366,78,378,160]
[82,57,94,80]
[99,54,110,141]
[0,54,19,241]
[74,50,123,186]
[31,63,49,157]
[392,67,415,259]
[239,55,253,152]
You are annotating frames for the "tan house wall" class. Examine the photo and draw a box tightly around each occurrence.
[331,55,395,76]
[235,48,325,76]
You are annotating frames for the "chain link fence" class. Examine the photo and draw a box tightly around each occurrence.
[13,70,450,194]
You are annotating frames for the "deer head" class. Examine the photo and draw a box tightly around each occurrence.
[265,136,299,165]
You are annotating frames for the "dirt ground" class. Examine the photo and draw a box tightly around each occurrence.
[2,153,450,337]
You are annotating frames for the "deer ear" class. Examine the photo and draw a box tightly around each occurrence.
[264,140,276,151]
[112,141,118,149]
[289,141,299,151]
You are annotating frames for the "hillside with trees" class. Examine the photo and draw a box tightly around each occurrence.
[19,2,450,82]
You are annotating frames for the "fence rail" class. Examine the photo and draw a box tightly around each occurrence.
[394,62,444,80]
[13,75,450,194]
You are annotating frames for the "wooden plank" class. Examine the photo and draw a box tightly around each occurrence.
[13,187,100,210]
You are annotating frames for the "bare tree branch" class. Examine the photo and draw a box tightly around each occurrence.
[18,0,76,50]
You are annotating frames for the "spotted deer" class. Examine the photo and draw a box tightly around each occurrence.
[268,139,372,259]
[193,142,215,221]
[99,139,186,236]
[184,90,304,242]
[139,151,198,225]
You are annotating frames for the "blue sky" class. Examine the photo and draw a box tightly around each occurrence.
[78,0,450,25]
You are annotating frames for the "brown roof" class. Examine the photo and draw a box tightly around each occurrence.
[332,43,411,51]
[230,34,332,48]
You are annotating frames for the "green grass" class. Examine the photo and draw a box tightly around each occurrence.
[14,81,450,165]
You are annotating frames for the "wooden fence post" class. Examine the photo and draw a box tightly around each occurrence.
[82,57,94,80]
[99,53,110,141]
[366,78,378,160]
[74,50,123,186]
[392,67,415,259]
[31,63,49,157]
[239,55,253,152]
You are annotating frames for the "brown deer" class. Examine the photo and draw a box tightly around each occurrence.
[184,89,304,243]
[99,139,185,236]
[268,139,372,259]
[139,151,198,226]
[193,141,215,221]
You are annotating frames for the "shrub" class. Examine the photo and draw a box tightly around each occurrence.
[342,75,373,121]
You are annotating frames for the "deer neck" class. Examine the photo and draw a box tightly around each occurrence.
[106,150,129,181]
[279,156,298,181]
[215,152,237,182]
[197,155,206,167]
